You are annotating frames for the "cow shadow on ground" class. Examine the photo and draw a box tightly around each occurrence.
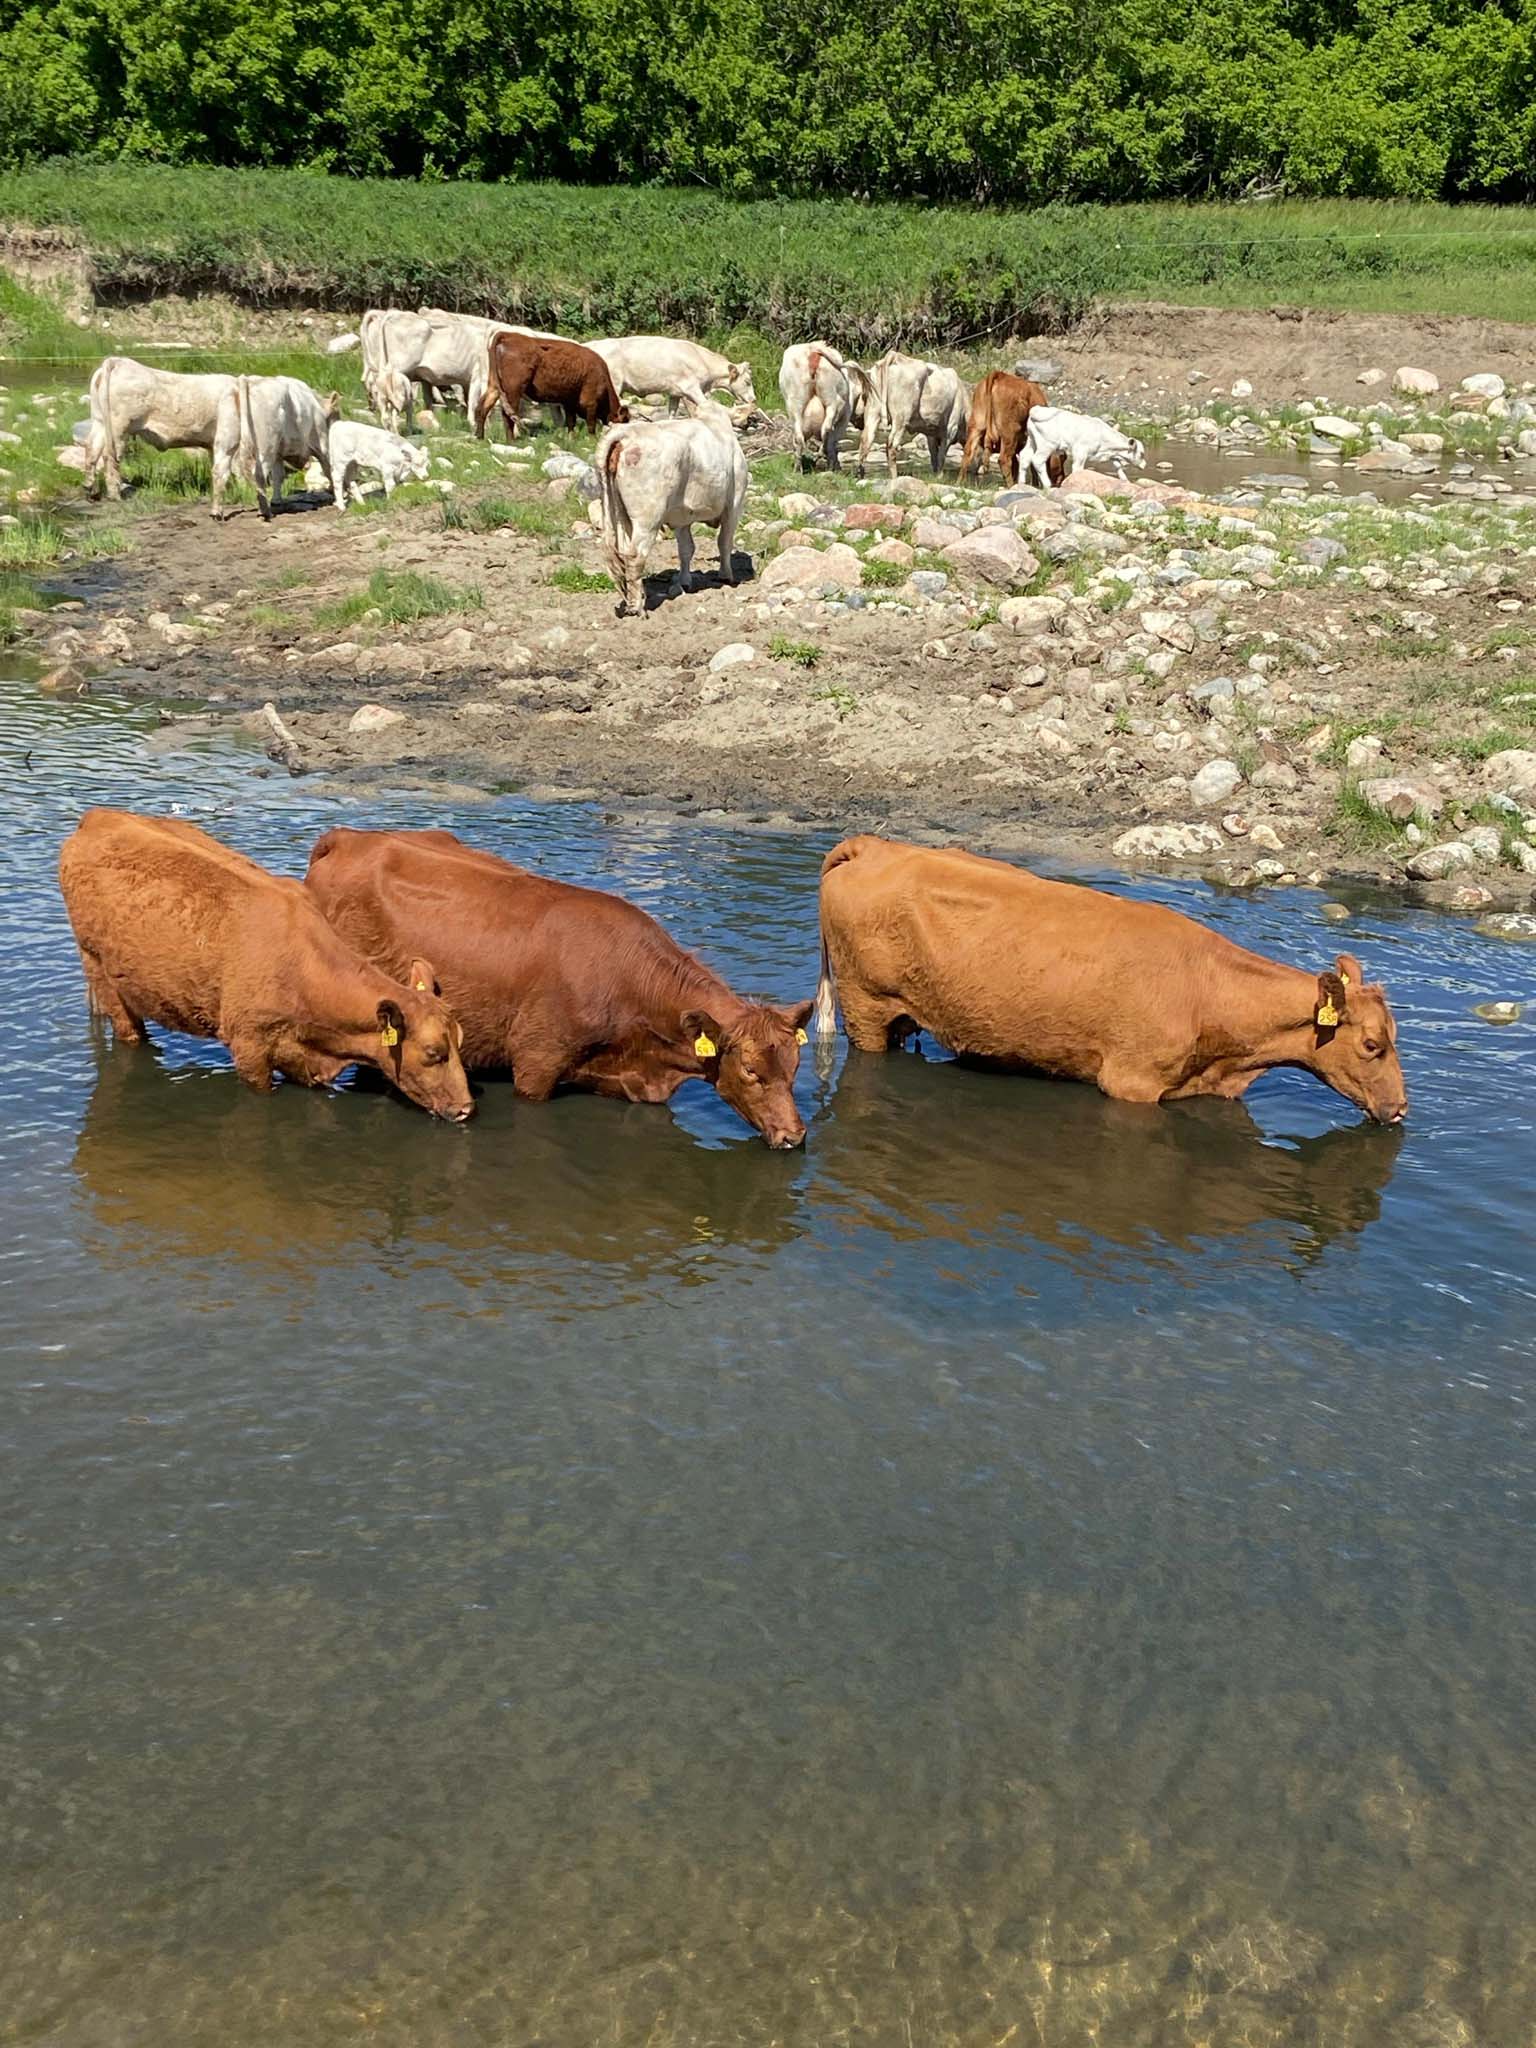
[636,552,755,612]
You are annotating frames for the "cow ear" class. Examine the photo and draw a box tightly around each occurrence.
[1335,952,1364,990]
[775,998,815,1043]
[682,1009,725,1062]
[1315,970,1349,1031]
[408,957,440,996]
[377,997,407,1051]
[325,390,342,419]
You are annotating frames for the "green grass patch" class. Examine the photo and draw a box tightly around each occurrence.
[315,568,482,628]
[811,681,858,719]
[546,562,613,593]
[444,493,569,541]
[860,556,907,589]
[1329,781,1405,849]
[769,634,821,667]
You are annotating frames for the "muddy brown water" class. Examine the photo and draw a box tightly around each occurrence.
[5,618,1536,2033]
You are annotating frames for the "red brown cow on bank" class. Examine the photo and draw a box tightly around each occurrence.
[959,371,1049,486]
[59,809,475,1120]
[305,826,814,1147]
[814,836,1407,1124]
[474,332,629,440]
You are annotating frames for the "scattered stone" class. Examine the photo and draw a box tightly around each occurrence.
[1321,902,1352,922]
[1479,913,1536,940]
[778,491,819,520]
[1112,822,1225,858]
[1221,813,1250,837]
[906,569,949,599]
[1250,759,1299,792]
[1310,416,1361,440]
[708,642,756,673]
[761,542,862,593]
[868,538,914,568]
[1358,776,1444,821]
[326,332,360,355]
[1462,823,1504,862]
[1012,357,1062,383]
[1449,883,1495,911]
[348,703,405,735]
[1475,1000,1524,1024]
[1482,749,1536,799]
[1462,373,1505,399]
[889,476,932,503]
[1406,840,1477,880]
[1357,368,1387,387]
[1190,758,1244,806]
[1231,378,1253,398]
[1345,734,1385,773]
[1248,822,1286,852]
[1394,367,1440,396]
[1296,535,1347,568]
[1401,432,1444,454]
[1140,608,1196,652]
[942,526,1036,586]
[998,594,1067,635]
[911,515,961,550]
[842,502,903,532]
[36,663,88,693]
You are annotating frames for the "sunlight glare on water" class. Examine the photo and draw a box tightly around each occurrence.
[3,677,1535,2046]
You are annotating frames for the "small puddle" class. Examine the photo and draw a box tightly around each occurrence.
[1153,437,1523,508]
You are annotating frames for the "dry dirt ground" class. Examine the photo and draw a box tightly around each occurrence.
[13,298,1536,919]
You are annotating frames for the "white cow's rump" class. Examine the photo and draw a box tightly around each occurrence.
[587,336,755,415]
[857,351,969,478]
[85,356,243,517]
[327,420,430,508]
[1022,406,1147,488]
[778,342,856,471]
[367,313,488,433]
[237,377,340,520]
[595,407,749,617]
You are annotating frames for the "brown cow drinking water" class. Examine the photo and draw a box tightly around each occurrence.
[814,836,1407,1124]
[59,810,475,1120]
[305,826,814,1147]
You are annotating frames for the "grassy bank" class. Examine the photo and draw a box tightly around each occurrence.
[5,165,1536,350]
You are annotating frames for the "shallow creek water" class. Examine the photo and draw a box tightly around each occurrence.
[4,678,1536,2046]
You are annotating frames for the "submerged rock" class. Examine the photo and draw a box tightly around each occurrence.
[1112,821,1225,858]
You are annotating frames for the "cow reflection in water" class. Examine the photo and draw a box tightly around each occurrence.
[809,1051,1403,1267]
[71,1051,802,1286]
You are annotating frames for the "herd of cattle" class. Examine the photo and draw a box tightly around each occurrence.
[59,811,1409,1147]
[81,306,1147,611]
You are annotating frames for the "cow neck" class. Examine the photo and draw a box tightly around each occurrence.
[1197,952,1324,1087]
[653,956,750,1047]
[295,943,407,1068]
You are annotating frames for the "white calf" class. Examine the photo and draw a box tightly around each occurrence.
[85,356,243,517]
[595,407,748,617]
[237,377,339,520]
[327,419,430,508]
[1022,406,1147,488]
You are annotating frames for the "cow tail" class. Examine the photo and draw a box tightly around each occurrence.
[814,835,876,1040]
[93,357,120,477]
[235,375,256,477]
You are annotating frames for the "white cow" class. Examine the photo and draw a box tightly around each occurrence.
[237,376,339,520]
[856,351,969,478]
[370,313,493,433]
[595,404,748,617]
[1022,406,1147,488]
[84,356,243,517]
[587,336,756,415]
[779,342,858,472]
[327,419,430,509]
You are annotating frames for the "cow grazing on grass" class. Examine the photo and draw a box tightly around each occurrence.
[814,836,1407,1124]
[475,332,628,439]
[237,376,339,519]
[85,356,243,516]
[959,371,1049,485]
[1022,406,1146,488]
[778,342,859,472]
[587,336,756,415]
[856,350,969,478]
[59,809,474,1120]
[595,403,748,616]
[327,418,430,508]
[305,826,814,1146]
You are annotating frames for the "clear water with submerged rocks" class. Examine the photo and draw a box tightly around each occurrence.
[4,670,1536,2046]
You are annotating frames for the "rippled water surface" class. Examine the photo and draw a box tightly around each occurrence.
[5,677,1536,2046]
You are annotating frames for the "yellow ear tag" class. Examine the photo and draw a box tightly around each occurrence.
[795,1027,808,1045]
[380,1023,400,1048]
[1316,1001,1340,1029]
[1341,972,1350,987]
[693,1033,717,1060]
[414,980,427,992]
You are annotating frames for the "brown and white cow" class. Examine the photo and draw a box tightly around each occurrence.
[474,332,628,439]
[959,371,1049,485]
[814,836,1407,1123]
[59,809,474,1119]
[778,342,860,472]
[305,826,813,1146]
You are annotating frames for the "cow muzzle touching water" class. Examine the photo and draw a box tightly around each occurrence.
[682,1002,814,1148]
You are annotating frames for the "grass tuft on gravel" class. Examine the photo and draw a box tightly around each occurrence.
[546,563,613,593]
[316,569,482,628]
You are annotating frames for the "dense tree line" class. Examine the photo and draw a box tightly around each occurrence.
[1,0,1533,202]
